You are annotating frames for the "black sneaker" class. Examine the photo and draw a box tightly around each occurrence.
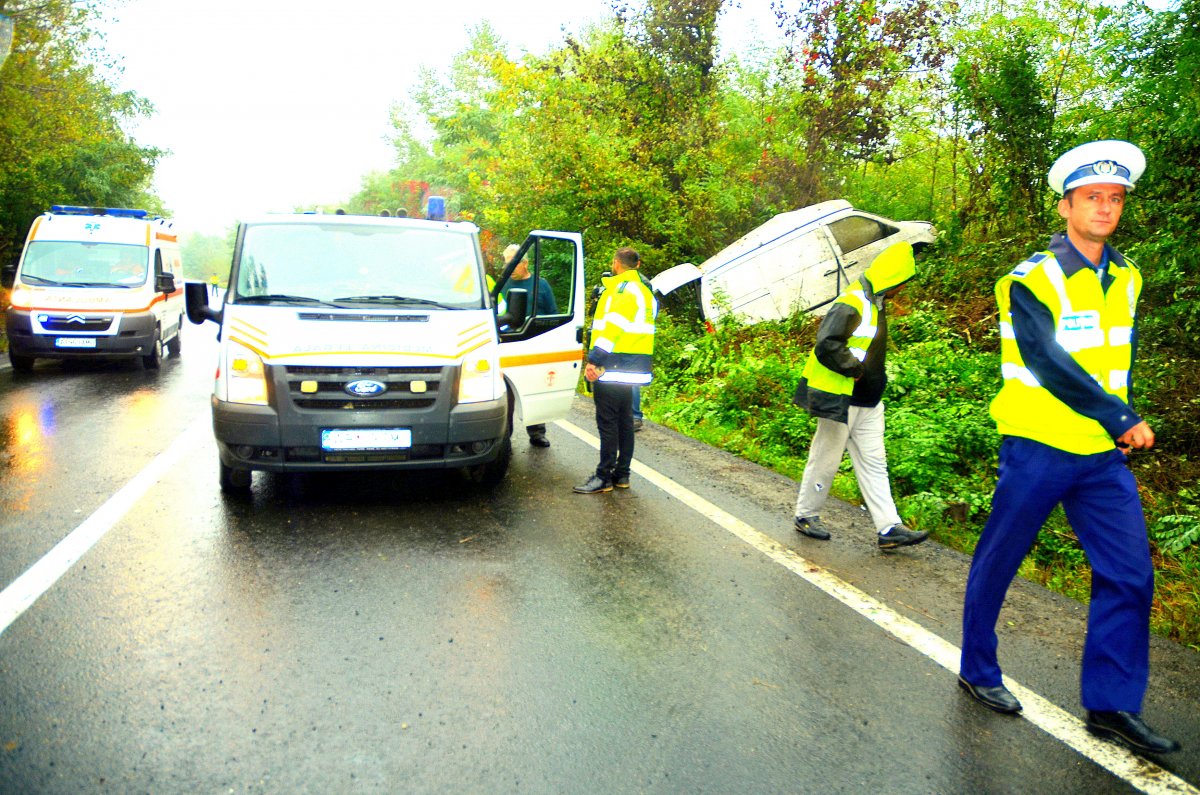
[614,476,631,489]
[794,516,831,540]
[528,433,550,448]
[633,418,644,432]
[878,523,928,550]
[573,475,613,494]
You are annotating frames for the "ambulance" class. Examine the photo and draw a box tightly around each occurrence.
[4,206,186,371]
[183,211,585,492]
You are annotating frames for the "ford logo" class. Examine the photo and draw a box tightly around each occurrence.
[345,379,387,397]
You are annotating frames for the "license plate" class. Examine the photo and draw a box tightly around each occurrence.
[55,337,96,348]
[321,428,412,451]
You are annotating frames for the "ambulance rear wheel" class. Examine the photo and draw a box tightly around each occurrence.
[142,329,163,370]
[9,352,34,373]
[219,460,251,492]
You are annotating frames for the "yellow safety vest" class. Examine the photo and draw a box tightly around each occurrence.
[990,251,1140,454]
[800,279,876,397]
[590,270,656,384]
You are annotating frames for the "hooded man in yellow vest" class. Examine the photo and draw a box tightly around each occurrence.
[791,241,927,550]
[957,140,1179,757]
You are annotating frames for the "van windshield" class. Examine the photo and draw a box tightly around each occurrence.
[234,223,484,309]
[19,241,149,287]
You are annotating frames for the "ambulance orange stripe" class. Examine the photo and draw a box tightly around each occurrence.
[7,289,183,313]
[500,350,585,368]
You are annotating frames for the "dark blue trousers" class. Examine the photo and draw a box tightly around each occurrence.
[960,436,1154,712]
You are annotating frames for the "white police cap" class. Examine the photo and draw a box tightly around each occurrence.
[1048,140,1145,195]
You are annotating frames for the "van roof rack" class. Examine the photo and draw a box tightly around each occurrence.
[49,205,150,219]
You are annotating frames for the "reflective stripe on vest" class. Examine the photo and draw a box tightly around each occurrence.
[990,252,1140,454]
[801,280,875,396]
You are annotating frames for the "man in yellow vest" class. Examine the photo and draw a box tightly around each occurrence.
[574,247,657,494]
[791,241,928,550]
[958,141,1179,756]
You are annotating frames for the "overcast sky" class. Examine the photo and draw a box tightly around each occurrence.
[95,0,785,236]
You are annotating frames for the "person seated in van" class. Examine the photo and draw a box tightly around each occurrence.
[500,243,558,449]
[500,244,557,317]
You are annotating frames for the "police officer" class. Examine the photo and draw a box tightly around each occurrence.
[574,247,657,494]
[958,141,1180,756]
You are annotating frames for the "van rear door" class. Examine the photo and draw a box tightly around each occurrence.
[495,231,585,426]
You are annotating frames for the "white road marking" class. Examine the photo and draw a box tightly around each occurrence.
[0,417,208,638]
[555,418,1197,795]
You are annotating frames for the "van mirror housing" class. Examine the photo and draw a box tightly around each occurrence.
[156,273,177,294]
[185,280,222,325]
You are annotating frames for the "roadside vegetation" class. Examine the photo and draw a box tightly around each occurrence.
[1,0,1197,646]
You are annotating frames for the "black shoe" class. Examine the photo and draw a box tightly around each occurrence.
[573,475,612,494]
[1086,711,1181,755]
[633,418,644,432]
[794,516,831,540]
[614,476,631,489]
[878,523,929,550]
[958,677,1023,714]
[529,434,550,448]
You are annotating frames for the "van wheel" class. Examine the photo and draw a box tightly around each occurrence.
[142,329,163,370]
[219,460,252,492]
[9,352,35,373]
[166,325,182,356]
[463,436,511,487]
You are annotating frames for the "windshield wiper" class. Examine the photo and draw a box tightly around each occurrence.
[19,274,62,285]
[236,294,342,307]
[332,294,463,309]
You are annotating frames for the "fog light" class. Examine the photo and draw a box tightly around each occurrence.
[470,441,489,454]
[236,445,255,458]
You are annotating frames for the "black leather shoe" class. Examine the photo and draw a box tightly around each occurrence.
[573,475,612,494]
[614,476,631,489]
[794,516,831,540]
[529,434,550,448]
[958,677,1023,714]
[1086,711,1181,755]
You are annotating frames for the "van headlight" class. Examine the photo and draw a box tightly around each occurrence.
[457,351,501,404]
[225,340,270,405]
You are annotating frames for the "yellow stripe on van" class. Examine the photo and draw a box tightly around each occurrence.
[457,321,490,341]
[230,317,269,337]
[501,349,586,368]
[229,322,269,349]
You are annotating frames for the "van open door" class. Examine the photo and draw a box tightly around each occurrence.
[494,231,585,427]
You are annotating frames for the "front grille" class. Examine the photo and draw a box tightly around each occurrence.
[282,365,449,411]
[40,315,115,332]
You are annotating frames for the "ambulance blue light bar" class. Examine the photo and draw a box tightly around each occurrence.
[49,205,150,219]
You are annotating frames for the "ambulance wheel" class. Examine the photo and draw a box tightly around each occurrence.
[142,329,163,370]
[167,327,182,356]
[219,460,252,492]
[464,436,511,487]
[9,352,34,373]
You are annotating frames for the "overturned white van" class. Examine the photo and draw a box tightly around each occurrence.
[652,200,935,325]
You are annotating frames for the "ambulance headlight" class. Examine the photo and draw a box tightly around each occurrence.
[457,351,501,404]
[225,340,269,405]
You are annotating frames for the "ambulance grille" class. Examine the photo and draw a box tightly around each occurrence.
[39,315,115,332]
[283,365,447,411]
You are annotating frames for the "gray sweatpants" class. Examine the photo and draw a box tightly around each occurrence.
[793,402,901,533]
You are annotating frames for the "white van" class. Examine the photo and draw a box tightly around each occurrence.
[184,212,584,492]
[3,206,185,371]
[652,200,935,325]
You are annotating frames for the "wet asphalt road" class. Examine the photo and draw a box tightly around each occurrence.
[1,323,1198,794]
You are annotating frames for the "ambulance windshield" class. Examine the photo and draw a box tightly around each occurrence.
[19,241,149,287]
[234,223,484,309]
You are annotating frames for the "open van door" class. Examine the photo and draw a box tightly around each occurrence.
[494,231,585,427]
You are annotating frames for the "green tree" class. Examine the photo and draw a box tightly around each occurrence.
[0,0,161,267]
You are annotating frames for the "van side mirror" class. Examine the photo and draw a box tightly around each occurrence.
[497,288,528,330]
[185,280,222,325]
[1,265,14,289]
[156,272,177,294]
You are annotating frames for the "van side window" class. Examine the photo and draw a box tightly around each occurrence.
[828,216,897,255]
